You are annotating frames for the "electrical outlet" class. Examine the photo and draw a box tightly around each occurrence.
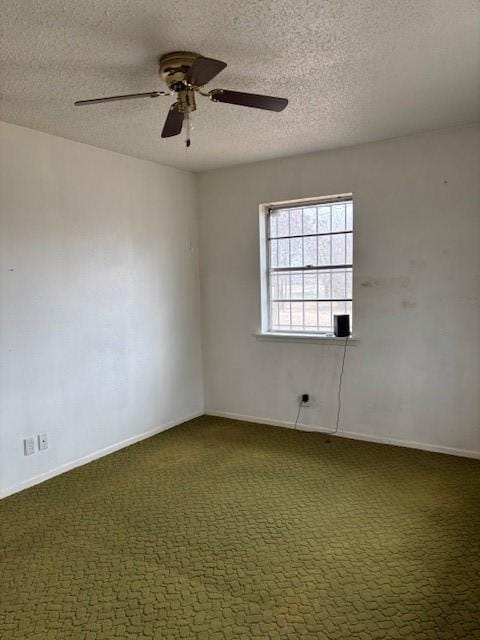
[300,393,311,407]
[23,437,35,456]
[38,433,48,451]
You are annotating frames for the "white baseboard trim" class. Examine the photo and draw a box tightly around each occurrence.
[1,410,203,500]
[206,410,480,460]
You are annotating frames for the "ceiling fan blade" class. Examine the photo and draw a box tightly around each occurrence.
[161,102,184,138]
[74,91,169,106]
[209,89,288,112]
[187,56,227,86]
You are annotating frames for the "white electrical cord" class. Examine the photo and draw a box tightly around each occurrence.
[293,334,349,438]
[331,334,349,437]
[294,402,302,430]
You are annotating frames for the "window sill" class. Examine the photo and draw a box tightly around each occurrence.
[254,332,359,345]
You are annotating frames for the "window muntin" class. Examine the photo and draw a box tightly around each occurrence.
[266,198,353,334]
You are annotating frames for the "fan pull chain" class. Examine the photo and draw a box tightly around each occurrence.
[185,111,191,148]
[184,133,193,254]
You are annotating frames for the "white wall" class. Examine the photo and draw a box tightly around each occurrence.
[1,122,479,500]
[0,122,203,497]
[198,124,480,457]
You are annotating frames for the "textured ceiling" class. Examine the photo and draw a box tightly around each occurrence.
[1,0,479,171]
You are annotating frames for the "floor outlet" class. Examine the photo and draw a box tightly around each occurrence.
[38,433,48,451]
[24,437,35,456]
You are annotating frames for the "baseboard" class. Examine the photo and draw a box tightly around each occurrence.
[206,410,480,460]
[0,410,203,500]
[3,409,477,499]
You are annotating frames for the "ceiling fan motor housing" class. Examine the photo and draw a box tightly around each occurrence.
[159,51,201,113]
[159,51,199,89]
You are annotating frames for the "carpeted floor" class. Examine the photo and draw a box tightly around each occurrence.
[1,416,479,640]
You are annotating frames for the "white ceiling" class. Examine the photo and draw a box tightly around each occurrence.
[1,0,479,171]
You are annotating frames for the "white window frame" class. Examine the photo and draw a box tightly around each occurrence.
[258,193,354,341]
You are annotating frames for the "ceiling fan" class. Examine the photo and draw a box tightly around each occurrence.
[74,51,288,147]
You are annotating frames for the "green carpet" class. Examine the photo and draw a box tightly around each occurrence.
[1,416,479,639]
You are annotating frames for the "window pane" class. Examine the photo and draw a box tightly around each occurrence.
[332,300,348,317]
[277,238,289,267]
[317,236,331,265]
[303,207,317,234]
[332,204,346,232]
[304,302,317,327]
[269,239,277,268]
[290,237,303,267]
[331,271,347,299]
[304,272,317,299]
[276,210,289,237]
[332,234,346,265]
[269,214,278,238]
[277,274,290,299]
[346,270,353,298]
[290,273,303,299]
[318,302,331,329]
[278,301,291,326]
[289,209,302,235]
[291,302,303,327]
[270,273,278,300]
[346,233,353,264]
[303,236,316,266]
[317,271,330,298]
[266,199,353,335]
[317,206,331,232]
[270,301,279,328]
[346,301,353,326]
[345,202,353,231]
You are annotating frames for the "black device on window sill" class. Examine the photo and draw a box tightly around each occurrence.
[333,314,350,337]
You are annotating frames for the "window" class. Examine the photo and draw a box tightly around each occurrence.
[261,195,353,335]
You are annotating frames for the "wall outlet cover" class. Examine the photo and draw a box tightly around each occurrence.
[38,433,48,451]
[24,437,35,456]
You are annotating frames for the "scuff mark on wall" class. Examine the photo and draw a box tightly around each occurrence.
[409,258,427,271]
[360,276,411,291]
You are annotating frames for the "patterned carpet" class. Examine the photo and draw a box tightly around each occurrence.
[1,415,479,639]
